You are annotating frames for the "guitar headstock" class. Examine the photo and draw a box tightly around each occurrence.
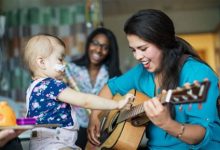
[162,80,210,105]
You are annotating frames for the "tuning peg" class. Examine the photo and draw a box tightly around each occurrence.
[176,87,183,91]
[183,83,191,89]
[193,80,200,87]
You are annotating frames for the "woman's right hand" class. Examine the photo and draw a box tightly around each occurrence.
[87,110,101,146]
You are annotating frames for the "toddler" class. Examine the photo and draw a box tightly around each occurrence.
[23,34,133,150]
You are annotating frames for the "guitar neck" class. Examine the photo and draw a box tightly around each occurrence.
[116,80,210,124]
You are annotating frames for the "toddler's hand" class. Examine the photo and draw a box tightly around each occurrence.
[117,93,134,109]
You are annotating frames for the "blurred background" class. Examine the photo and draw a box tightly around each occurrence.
[0,0,220,117]
[0,0,220,149]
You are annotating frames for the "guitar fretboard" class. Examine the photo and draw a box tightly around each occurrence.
[117,104,144,123]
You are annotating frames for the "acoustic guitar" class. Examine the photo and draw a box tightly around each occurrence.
[96,80,210,150]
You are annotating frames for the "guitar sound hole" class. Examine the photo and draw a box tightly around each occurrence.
[109,112,119,131]
[99,112,120,144]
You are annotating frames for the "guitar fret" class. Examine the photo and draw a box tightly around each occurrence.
[136,105,144,115]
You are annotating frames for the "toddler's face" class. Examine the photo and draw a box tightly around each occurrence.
[44,44,65,80]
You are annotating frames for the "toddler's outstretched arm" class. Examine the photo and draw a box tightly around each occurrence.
[58,87,134,110]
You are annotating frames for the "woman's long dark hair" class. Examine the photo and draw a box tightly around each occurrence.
[74,27,122,78]
[124,9,208,90]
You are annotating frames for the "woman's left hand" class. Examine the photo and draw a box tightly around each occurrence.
[143,96,172,128]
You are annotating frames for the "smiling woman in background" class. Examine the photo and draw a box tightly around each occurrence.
[65,27,122,149]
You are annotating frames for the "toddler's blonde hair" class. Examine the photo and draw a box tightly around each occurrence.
[23,34,65,75]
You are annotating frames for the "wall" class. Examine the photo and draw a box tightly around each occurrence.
[214,26,220,75]
[179,33,216,71]
[104,14,135,72]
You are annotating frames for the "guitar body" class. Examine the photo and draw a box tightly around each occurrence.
[98,90,149,150]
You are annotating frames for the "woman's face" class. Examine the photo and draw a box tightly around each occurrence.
[127,34,162,73]
[88,34,109,66]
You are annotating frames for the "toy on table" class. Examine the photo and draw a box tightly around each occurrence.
[16,118,36,125]
[0,101,17,126]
